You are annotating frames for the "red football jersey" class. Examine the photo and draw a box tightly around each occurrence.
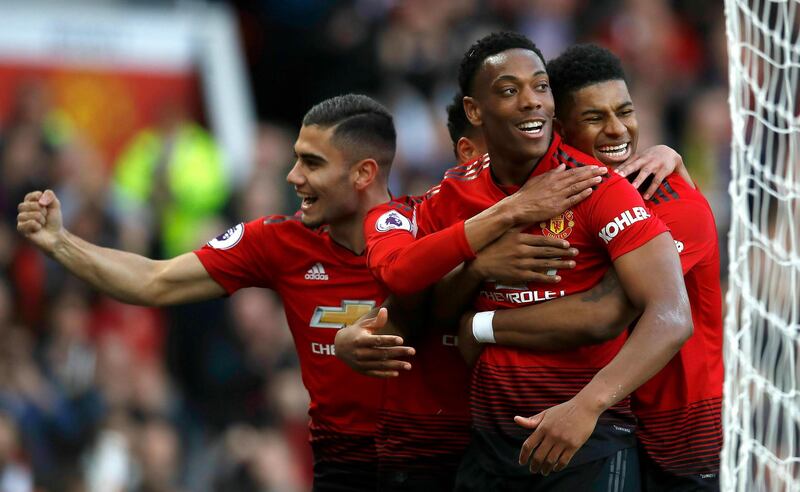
[365,198,474,296]
[365,197,472,477]
[366,134,670,474]
[632,174,723,477]
[195,216,385,464]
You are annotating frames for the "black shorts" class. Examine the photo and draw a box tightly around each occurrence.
[639,451,719,492]
[313,460,378,492]
[455,444,641,492]
[378,468,456,492]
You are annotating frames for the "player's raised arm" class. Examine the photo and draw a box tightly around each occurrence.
[17,190,225,306]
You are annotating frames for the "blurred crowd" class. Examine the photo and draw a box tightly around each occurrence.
[0,1,731,491]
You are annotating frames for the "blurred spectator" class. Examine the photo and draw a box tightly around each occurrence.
[0,412,32,492]
[239,124,296,219]
[0,83,56,220]
[84,410,135,492]
[212,425,304,492]
[112,102,229,259]
[132,417,183,492]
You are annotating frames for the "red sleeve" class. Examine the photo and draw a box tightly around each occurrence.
[364,202,475,296]
[193,218,276,294]
[651,199,717,275]
[590,178,670,260]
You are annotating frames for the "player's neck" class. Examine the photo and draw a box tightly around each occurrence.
[327,219,365,254]
[487,135,553,186]
[489,152,542,186]
[328,187,391,255]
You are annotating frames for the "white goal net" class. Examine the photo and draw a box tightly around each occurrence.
[722,1,800,491]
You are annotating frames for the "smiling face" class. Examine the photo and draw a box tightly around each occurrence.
[558,79,639,167]
[286,124,358,228]
[464,48,555,166]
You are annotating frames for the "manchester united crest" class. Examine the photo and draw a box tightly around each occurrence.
[540,210,575,239]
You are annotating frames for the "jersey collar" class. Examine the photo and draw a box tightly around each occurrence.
[485,133,562,196]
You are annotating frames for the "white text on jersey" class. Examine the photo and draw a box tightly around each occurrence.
[311,343,336,356]
[598,207,651,244]
[480,289,566,304]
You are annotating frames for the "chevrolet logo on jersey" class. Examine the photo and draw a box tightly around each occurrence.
[309,300,376,329]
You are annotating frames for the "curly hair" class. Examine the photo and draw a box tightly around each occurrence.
[446,92,472,153]
[547,44,627,117]
[457,32,545,97]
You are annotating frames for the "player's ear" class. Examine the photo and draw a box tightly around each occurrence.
[457,137,479,164]
[353,158,379,190]
[463,96,482,126]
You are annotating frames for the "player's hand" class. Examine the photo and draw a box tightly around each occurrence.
[470,229,577,284]
[508,164,607,224]
[334,308,415,378]
[613,145,694,200]
[16,190,65,254]
[457,311,483,366]
[515,396,601,476]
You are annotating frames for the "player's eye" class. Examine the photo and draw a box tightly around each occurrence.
[500,87,517,96]
[535,82,550,92]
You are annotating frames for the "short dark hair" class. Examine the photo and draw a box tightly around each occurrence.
[458,32,546,97]
[547,44,627,117]
[302,94,396,169]
[445,92,475,156]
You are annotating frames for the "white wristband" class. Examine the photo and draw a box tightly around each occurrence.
[472,311,496,344]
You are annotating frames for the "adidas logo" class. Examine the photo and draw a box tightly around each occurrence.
[304,262,329,281]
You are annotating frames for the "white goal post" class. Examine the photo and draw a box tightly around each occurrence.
[722,1,800,491]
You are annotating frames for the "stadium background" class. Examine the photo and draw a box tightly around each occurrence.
[0,1,730,490]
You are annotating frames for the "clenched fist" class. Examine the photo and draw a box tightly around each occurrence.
[16,189,64,254]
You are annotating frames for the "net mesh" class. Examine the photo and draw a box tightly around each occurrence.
[722,1,800,490]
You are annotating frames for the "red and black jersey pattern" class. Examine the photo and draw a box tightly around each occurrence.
[377,409,471,473]
[468,359,637,475]
[470,363,635,435]
[632,174,724,479]
[646,179,681,205]
[636,397,722,476]
[376,323,473,476]
[195,216,387,465]
[399,135,668,475]
[364,196,474,477]
[310,421,378,464]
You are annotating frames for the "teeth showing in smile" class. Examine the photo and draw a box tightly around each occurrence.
[517,121,543,133]
[300,195,318,206]
[598,143,629,156]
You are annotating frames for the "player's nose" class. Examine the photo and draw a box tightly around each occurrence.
[604,115,627,138]
[286,161,305,186]
[518,85,540,112]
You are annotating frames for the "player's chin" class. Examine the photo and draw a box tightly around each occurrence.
[300,213,324,229]
[517,140,550,162]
